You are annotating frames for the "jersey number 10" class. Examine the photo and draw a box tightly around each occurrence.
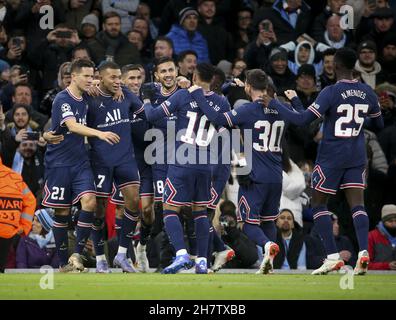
[181,111,216,147]
[335,104,369,137]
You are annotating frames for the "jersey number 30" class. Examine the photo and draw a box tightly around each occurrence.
[335,104,368,137]
[253,120,285,152]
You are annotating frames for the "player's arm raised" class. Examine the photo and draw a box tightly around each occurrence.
[141,83,177,122]
[189,86,246,127]
[64,118,120,145]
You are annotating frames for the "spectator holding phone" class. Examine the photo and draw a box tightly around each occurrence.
[245,19,278,70]
[0,104,46,196]
[28,24,80,91]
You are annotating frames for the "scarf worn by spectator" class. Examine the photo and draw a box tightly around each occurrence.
[378,221,396,247]
[11,126,33,174]
[29,230,55,249]
[98,32,126,58]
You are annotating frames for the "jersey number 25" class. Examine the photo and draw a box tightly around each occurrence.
[335,104,368,137]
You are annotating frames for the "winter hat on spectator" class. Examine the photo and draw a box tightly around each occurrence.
[381,204,396,222]
[81,13,99,31]
[382,33,396,48]
[0,59,10,74]
[357,40,377,55]
[179,7,199,25]
[35,209,54,232]
[269,47,288,62]
[372,7,394,19]
[297,64,316,79]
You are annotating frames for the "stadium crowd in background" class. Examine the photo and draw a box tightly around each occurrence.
[0,0,396,273]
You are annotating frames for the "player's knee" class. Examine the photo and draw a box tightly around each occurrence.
[142,205,154,224]
[81,194,97,212]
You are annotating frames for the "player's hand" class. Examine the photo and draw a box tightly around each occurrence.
[140,83,157,101]
[284,90,297,100]
[188,84,201,93]
[99,131,120,145]
[233,78,245,87]
[43,131,64,144]
[87,80,100,97]
[113,88,124,102]
[15,128,28,142]
[176,76,191,89]
[389,261,396,270]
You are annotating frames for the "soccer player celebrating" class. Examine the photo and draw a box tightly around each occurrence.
[266,48,384,275]
[190,69,285,274]
[42,59,120,272]
[142,63,228,274]
[86,61,146,273]
[110,64,154,272]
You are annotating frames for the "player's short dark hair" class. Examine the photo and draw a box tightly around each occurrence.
[334,48,357,71]
[70,59,95,73]
[195,63,215,83]
[121,64,143,75]
[245,69,268,91]
[98,61,121,73]
[177,50,197,63]
[154,57,176,72]
[103,11,121,23]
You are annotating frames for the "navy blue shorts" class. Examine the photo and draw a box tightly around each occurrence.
[208,178,228,210]
[109,161,154,205]
[163,166,212,207]
[92,161,140,198]
[42,161,96,208]
[311,164,366,195]
[237,182,282,225]
[152,163,168,202]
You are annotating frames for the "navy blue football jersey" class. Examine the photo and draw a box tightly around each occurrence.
[271,80,383,169]
[86,87,144,167]
[45,88,89,168]
[145,89,230,171]
[192,89,287,183]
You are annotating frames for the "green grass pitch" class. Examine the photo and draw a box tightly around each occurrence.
[1,273,396,300]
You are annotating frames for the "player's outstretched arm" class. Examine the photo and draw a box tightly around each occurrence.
[268,97,316,126]
[64,118,120,145]
[189,86,230,126]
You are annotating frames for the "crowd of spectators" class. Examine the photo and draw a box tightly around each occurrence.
[0,0,396,271]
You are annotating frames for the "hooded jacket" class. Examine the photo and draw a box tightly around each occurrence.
[280,40,323,76]
[355,60,382,89]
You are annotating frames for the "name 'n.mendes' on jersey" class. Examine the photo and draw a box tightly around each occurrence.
[45,88,90,168]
